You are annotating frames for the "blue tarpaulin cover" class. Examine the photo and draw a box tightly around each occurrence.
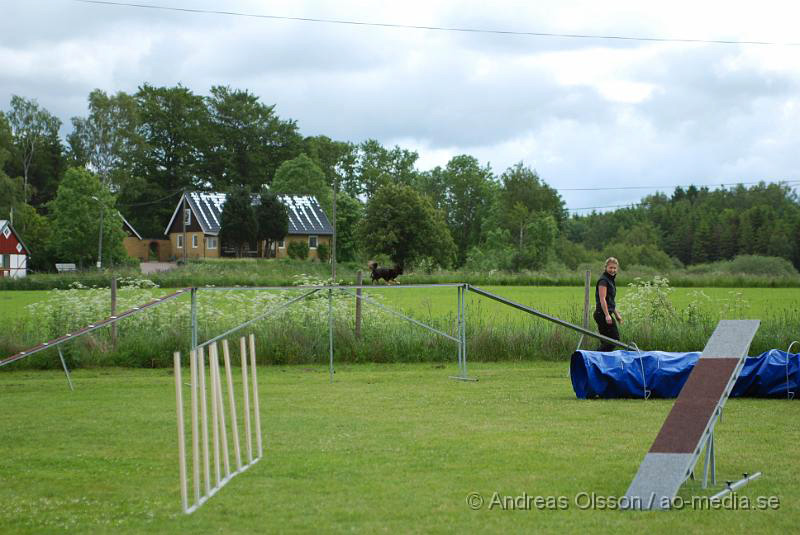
[570,349,799,399]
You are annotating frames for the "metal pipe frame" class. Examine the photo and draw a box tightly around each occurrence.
[195,289,320,351]
[709,472,762,501]
[1,287,191,368]
[466,284,639,351]
[786,341,798,401]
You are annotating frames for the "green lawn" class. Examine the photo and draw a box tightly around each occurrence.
[1,363,797,534]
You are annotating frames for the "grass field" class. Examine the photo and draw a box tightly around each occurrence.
[1,285,799,368]
[0,286,796,324]
[0,363,797,534]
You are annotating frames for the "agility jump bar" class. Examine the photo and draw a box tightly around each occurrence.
[0,288,192,367]
[467,285,638,351]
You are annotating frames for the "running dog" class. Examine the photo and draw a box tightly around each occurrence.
[368,261,403,284]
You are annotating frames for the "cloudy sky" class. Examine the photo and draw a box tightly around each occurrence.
[3,0,800,212]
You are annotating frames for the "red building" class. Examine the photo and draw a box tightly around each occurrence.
[0,220,29,278]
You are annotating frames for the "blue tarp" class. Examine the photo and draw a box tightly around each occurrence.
[570,349,800,399]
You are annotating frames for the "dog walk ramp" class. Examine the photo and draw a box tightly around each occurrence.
[623,319,760,510]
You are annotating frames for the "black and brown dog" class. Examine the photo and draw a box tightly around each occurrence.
[368,261,403,284]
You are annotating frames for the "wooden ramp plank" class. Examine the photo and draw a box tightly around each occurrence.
[623,320,760,510]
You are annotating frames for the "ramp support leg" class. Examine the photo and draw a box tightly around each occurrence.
[702,431,716,489]
[57,346,74,391]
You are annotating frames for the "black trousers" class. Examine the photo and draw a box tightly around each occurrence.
[593,310,620,352]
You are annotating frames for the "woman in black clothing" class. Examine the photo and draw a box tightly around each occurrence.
[594,257,623,352]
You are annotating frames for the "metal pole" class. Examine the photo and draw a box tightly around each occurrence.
[710,472,762,500]
[191,288,198,350]
[462,284,468,379]
[329,288,334,383]
[355,271,362,339]
[57,346,74,391]
[576,270,591,351]
[111,277,117,350]
[331,178,337,282]
[96,201,104,269]
[468,284,638,351]
[457,285,463,375]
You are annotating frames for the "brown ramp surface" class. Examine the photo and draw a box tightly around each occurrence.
[623,320,760,510]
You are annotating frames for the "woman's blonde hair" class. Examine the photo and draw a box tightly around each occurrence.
[605,257,619,268]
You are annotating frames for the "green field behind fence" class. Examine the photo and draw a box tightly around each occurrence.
[0,363,797,534]
[1,285,799,369]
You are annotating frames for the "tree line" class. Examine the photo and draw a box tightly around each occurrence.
[1,85,799,272]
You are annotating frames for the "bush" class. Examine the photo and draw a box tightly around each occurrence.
[727,255,798,276]
[288,241,309,260]
[316,243,330,263]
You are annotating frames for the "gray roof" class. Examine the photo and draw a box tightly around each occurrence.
[165,192,333,236]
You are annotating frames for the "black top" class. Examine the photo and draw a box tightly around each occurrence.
[595,271,616,314]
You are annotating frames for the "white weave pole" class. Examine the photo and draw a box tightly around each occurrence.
[240,336,253,463]
[209,343,221,487]
[248,334,263,458]
[173,352,188,513]
[190,349,200,505]
[212,342,231,478]
[222,339,242,470]
[198,346,211,495]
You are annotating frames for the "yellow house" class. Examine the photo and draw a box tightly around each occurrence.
[164,191,333,260]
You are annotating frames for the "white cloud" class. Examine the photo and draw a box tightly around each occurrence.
[1,0,800,211]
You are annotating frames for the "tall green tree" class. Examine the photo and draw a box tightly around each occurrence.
[219,185,257,257]
[333,193,364,262]
[205,86,302,190]
[129,84,210,237]
[360,183,455,268]
[271,154,333,215]
[6,96,63,205]
[47,167,126,267]
[68,89,142,189]
[347,139,419,199]
[430,155,496,267]
[495,163,566,237]
[255,190,288,257]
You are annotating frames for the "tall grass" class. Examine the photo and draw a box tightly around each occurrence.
[2,276,797,370]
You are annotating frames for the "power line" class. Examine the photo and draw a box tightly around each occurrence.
[558,179,800,192]
[116,188,182,207]
[74,1,800,47]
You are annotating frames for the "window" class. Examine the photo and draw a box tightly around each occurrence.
[1,254,8,268]
[308,235,318,249]
[278,239,285,248]
[192,235,198,248]
[207,237,217,250]
[183,208,191,226]
[177,235,184,248]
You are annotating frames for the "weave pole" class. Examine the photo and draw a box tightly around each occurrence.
[222,339,242,470]
[211,342,231,478]
[173,352,188,513]
[249,334,263,457]
[190,350,200,504]
[240,336,253,463]
[198,346,211,495]
[209,344,221,487]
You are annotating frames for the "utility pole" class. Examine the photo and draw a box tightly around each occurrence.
[331,178,337,282]
[182,191,187,264]
[91,196,104,269]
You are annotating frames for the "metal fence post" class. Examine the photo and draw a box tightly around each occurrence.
[328,288,334,383]
[191,288,198,350]
[355,271,362,339]
[111,277,117,350]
